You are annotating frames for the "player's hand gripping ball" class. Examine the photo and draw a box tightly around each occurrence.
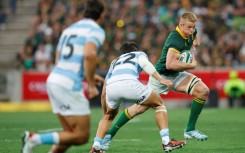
[179,50,192,63]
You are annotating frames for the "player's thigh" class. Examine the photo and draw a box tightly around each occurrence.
[191,81,209,98]
[174,72,196,93]
[142,89,162,107]
[57,114,72,131]
[175,75,193,92]
[175,72,209,97]
[64,115,90,134]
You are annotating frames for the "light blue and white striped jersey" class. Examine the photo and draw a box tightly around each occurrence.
[106,51,148,85]
[47,18,105,91]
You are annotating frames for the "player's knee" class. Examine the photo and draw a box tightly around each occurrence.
[199,86,210,100]
[104,113,115,120]
[104,109,118,120]
[203,86,210,97]
[152,93,163,107]
[155,105,167,113]
[74,132,90,145]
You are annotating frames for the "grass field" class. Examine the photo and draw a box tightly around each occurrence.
[0,107,245,153]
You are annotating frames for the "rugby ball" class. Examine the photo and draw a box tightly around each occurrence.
[179,51,192,63]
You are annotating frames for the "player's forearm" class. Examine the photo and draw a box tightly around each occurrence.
[84,55,97,87]
[167,61,195,71]
[166,49,196,71]
[55,51,60,65]
[84,42,98,87]
[151,71,164,82]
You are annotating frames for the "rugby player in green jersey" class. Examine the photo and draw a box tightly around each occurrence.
[101,11,209,152]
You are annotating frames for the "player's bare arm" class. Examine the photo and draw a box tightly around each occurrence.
[166,49,197,71]
[84,42,99,99]
[152,71,173,89]
[94,74,104,86]
[192,37,200,50]
[54,50,60,65]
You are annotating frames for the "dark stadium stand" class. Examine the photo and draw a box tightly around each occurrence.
[0,0,37,69]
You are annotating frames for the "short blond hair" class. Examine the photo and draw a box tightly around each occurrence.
[180,11,197,23]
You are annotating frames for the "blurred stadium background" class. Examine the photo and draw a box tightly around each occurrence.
[0,0,245,109]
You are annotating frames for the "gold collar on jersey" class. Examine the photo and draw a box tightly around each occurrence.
[176,26,187,39]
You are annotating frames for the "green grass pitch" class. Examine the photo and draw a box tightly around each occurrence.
[0,108,245,153]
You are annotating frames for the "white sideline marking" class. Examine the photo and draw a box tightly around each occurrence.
[38,128,63,133]
[128,118,141,123]
[87,139,141,142]
[114,139,141,142]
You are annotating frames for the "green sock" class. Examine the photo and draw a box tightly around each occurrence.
[186,97,205,132]
[107,109,132,138]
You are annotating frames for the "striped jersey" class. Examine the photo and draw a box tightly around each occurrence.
[47,18,105,91]
[106,51,148,85]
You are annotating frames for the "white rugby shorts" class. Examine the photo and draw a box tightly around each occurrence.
[106,80,152,109]
[46,83,90,116]
[148,71,190,94]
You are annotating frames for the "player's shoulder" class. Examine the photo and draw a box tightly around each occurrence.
[168,30,182,39]
[166,30,185,46]
[71,19,104,31]
[138,51,147,57]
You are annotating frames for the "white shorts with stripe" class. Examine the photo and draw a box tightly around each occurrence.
[106,79,152,109]
[148,71,190,94]
[46,83,90,116]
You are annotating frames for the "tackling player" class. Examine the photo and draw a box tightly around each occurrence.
[90,42,186,153]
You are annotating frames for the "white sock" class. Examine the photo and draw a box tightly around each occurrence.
[29,134,41,147]
[30,132,59,147]
[51,132,60,144]
[160,128,170,145]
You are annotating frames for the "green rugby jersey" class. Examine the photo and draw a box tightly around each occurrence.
[155,26,197,77]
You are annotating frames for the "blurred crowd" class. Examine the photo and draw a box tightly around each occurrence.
[0,1,7,30]
[0,0,18,30]
[16,0,245,72]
